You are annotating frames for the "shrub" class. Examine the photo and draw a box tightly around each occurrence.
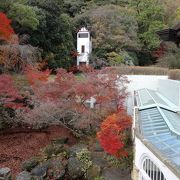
[113,66,168,75]
[0,107,12,130]
[94,176,104,180]
[0,74,25,129]
[43,144,64,159]
[106,149,133,169]
[156,42,180,69]
[106,52,124,66]
[76,148,92,173]
[168,69,180,81]
[22,157,39,171]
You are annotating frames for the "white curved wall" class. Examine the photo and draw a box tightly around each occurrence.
[135,137,179,180]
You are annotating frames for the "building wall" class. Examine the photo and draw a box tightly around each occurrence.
[134,137,179,180]
[77,31,92,66]
[126,75,168,92]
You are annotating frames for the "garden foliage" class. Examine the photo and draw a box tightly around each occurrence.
[0,13,42,73]
[0,74,23,109]
[19,66,128,132]
[0,65,129,134]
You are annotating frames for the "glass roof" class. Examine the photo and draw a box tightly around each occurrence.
[137,89,155,106]
[148,89,168,106]
[136,88,176,110]
[161,109,180,136]
[139,107,180,168]
[136,88,180,173]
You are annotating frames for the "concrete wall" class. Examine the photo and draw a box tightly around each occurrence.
[135,137,179,180]
[127,75,168,93]
[158,79,180,108]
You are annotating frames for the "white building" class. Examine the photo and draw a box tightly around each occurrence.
[125,76,180,180]
[77,27,92,66]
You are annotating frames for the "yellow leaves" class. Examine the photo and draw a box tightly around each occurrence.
[176,7,180,20]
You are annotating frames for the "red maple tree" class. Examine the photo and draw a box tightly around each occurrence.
[20,66,129,131]
[0,74,24,109]
[97,110,132,157]
[0,12,14,42]
[24,65,51,85]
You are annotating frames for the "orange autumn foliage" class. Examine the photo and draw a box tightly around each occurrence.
[25,66,51,85]
[0,12,14,42]
[0,74,24,109]
[97,110,132,157]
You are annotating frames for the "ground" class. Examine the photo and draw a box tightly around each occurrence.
[0,126,77,175]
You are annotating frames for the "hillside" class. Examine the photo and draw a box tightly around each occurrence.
[0,0,180,70]
[1,1,180,179]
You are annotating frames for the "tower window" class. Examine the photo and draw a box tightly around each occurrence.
[79,33,88,38]
[81,45,85,53]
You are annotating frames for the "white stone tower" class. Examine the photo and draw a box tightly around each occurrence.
[77,27,92,66]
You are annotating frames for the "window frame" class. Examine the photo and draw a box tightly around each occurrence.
[78,33,89,38]
[140,157,166,180]
[81,45,85,53]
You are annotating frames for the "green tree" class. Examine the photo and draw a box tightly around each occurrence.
[161,0,180,26]
[106,51,134,66]
[106,52,124,66]
[0,0,13,13]
[130,0,165,50]
[0,0,76,69]
[64,0,87,17]
[28,0,75,69]
[74,5,139,55]
[8,3,39,30]
[0,0,40,30]
[74,5,139,66]
[93,0,130,6]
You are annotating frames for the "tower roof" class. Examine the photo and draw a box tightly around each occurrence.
[78,27,89,32]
